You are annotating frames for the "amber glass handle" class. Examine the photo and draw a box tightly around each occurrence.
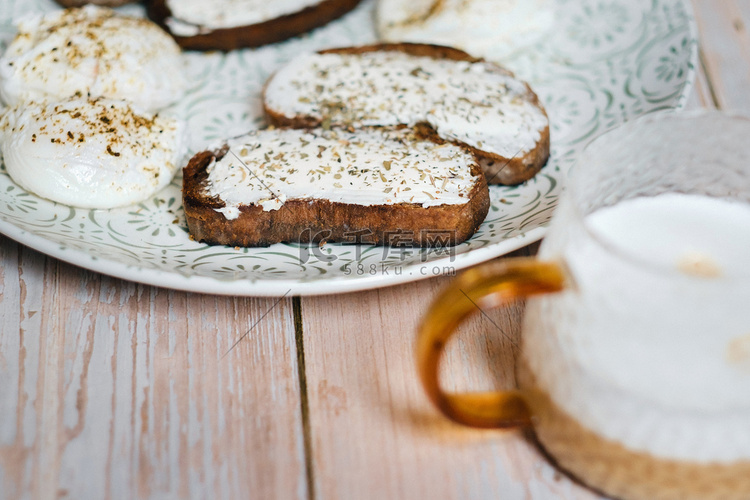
[416,258,567,428]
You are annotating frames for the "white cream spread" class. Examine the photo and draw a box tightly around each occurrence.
[377,0,555,60]
[264,51,548,159]
[164,0,322,36]
[0,97,186,208]
[204,128,478,218]
[0,6,187,112]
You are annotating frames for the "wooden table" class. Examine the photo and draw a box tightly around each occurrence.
[0,1,739,498]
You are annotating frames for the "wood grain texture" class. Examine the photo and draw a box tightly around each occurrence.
[685,47,717,110]
[299,247,599,500]
[692,0,750,111]
[0,236,306,500]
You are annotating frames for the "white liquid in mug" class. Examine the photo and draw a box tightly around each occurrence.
[587,193,750,278]
[524,192,750,463]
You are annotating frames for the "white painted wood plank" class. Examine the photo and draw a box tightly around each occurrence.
[692,0,750,111]
[0,237,307,500]
[684,49,717,110]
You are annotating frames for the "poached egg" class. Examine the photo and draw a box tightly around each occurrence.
[0,6,187,112]
[0,97,186,208]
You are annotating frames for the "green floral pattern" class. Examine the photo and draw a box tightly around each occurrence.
[0,0,697,295]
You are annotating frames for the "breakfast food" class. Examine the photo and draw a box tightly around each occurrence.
[183,127,489,247]
[0,7,189,210]
[0,6,187,113]
[263,43,550,185]
[147,0,363,51]
[377,0,555,60]
[0,97,186,208]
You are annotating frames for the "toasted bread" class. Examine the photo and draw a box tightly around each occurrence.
[183,127,489,247]
[263,43,550,185]
[147,0,363,51]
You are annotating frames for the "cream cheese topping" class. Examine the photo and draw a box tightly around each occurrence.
[377,0,555,60]
[204,128,478,218]
[0,97,186,208]
[164,0,322,35]
[0,6,187,112]
[264,51,548,159]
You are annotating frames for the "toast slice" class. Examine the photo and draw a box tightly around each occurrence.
[147,0,363,51]
[263,43,550,185]
[183,127,489,247]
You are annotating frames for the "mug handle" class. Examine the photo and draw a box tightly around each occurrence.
[416,258,568,428]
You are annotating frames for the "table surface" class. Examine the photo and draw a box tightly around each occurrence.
[0,1,742,498]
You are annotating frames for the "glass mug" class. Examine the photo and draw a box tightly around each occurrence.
[417,111,750,500]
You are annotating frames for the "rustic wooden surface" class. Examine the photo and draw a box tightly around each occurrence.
[0,0,737,498]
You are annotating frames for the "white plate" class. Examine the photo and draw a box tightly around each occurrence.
[0,0,697,296]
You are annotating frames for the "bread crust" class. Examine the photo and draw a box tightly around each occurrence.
[147,0,363,51]
[182,147,490,247]
[263,42,550,185]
